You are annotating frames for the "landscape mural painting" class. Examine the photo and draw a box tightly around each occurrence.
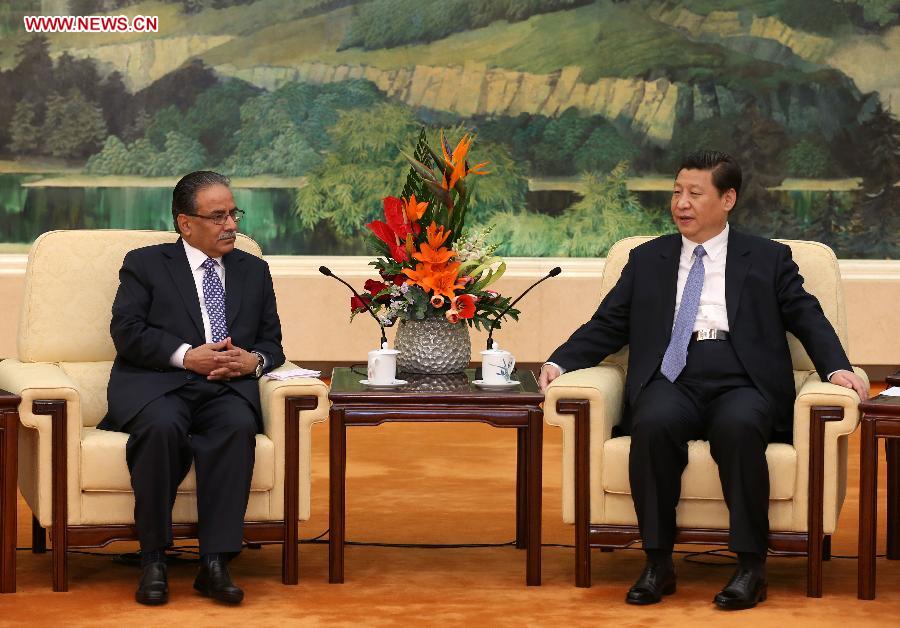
[0,0,897,258]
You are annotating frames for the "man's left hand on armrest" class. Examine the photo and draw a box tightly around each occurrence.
[828,369,869,400]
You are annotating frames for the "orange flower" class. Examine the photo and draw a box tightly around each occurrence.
[404,194,428,223]
[403,261,465,301]
[402,263,433,288]
[411,221,455,266]
[439,132,490,191]
[414,242,454,265]
[425,221,450,249]
[428,263,466,300]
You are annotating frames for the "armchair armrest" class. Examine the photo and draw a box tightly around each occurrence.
[544,364,626,437]
[0,359,86,529]
[0,360,82,431]
[257,362,329,523]
[543,364,626,525]
[258,363,329,442]
[793,367,868,445]
[790,367,868,545]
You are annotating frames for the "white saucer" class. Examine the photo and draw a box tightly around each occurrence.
[472,379,520,389]
[360,378,408,389]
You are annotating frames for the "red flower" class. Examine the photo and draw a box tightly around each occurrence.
[454,293,476,319]
[350,293,371,313]
[367,220,409,262]
[364,279,389,294]
[367,196,422,262]
[364,279,391,303]
[380,271,406,286]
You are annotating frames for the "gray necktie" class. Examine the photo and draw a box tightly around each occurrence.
[202,257,228,343]
[660,245,706,382]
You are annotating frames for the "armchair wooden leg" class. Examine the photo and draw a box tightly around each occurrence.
[823,535,831,561]
[807,405,843,598]
[32,515,46,553]
[557,399,592,587]
[282,396,317,586]
[33,400,68,592]
[0,396,18,594]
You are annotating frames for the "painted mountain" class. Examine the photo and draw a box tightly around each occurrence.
[0,0,897,257]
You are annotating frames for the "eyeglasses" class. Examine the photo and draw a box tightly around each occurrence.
[185,208,245,225]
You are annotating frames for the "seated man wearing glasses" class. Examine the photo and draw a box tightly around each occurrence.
[98,171,285,606]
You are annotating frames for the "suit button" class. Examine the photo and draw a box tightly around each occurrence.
[186,373,195,380]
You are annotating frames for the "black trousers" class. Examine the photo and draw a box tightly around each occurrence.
[627,339,774,556]
[123,379,257,555]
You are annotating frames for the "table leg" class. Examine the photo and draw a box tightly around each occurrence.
[526,408,542,586]
[887,438,900,560]
[858,419,878,599]
[329,407,346,584]
[516,427,526,549]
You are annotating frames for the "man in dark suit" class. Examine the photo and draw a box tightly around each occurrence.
[98,171,285,606]
[539,151,867,610]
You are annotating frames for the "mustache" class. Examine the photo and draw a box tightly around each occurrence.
[218,232,236,241]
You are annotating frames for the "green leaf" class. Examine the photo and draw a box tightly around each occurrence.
[472,261,506,291]
[401,151,438,182]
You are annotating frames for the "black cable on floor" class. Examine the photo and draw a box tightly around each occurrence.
[15,543,889,563]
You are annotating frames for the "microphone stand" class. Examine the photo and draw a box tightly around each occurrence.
[485,267,561,350]
[319,266,388,347]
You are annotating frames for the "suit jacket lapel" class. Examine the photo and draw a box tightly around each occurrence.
[726,228,752,329]
[163,239,205,338]
[223,249,246,329]
[656,234,681,339]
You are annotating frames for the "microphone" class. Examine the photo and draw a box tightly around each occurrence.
[319,265,388,347]
[486,266,561,350]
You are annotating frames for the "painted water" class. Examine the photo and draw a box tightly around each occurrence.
[0,174,860,256]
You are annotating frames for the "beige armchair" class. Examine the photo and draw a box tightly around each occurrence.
[0,229,328,592]
[544,236,867,597]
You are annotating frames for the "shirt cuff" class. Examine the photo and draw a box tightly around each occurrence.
[826,370,840,382]
[543,361,566,375]
[170,343,191,369]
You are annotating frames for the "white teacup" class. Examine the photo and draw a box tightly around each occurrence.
[367,347,399,384]
[480,348,516,384]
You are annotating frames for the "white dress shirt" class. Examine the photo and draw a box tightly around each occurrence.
[168,239,226,368]
[675,222,729,333]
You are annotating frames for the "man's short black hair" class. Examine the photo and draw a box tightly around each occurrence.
[678,150,742,201]
[171,171,231,233]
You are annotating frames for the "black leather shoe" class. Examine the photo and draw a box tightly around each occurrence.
[135,561,168,605]
[714,567,767,610]
[626,563,676,605]
[194,559,244,604]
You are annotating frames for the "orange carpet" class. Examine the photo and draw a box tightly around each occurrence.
[2,384,899,626]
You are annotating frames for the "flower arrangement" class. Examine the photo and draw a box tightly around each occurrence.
[351,129,520,330]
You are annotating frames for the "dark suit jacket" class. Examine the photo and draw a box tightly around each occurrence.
[98,239,285,432]
[548,229,851,433]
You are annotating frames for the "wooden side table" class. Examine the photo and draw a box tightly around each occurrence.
[327,368,544,585]
[0,389,20,593]
[857,376,900,599]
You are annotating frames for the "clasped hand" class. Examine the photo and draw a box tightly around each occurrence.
[183,338,257,381]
